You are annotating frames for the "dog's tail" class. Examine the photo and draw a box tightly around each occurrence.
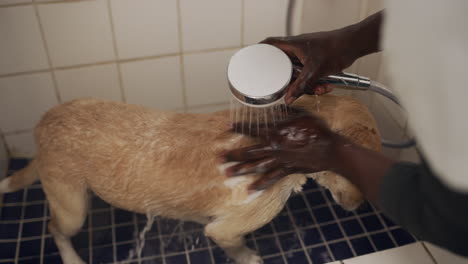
[0,159,38,193]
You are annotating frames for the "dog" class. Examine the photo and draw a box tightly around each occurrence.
[0,94,380,264]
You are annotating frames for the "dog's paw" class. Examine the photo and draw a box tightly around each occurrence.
[331,189,363,211]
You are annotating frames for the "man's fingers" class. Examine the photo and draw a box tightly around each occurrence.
[225,158,278,177]
[304,83,334,95]
[285,64,320,104]
[248,167,291,191]
[222,145,272,162]
[260,37,298,58]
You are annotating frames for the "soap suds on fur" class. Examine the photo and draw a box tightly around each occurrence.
[241,190,264,204]
[223,176,249,188]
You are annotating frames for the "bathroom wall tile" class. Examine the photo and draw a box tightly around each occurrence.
[187,103,230,113]
[365,0,384,15]
[0,73,58,133]
[38,0,114,67]
[55,64,122,102]
[184,49,238,107]
[0,0,31,6]
[424,242,468,264]
[180,0,241,51]
[343,242,433,264]
[120,56,183,110]
[243,0,288,45]
[4,131,36,158]
[110,0,179,59]
[0,5,48,75]
[301,0,362,33]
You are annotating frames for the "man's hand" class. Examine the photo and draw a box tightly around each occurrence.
[221,110,348,190]
[262,11,383,104]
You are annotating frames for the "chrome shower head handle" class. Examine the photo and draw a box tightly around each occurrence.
[318,73,371,90]
[292,64,371,91]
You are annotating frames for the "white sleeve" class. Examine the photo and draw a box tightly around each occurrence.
[383,0,468,191]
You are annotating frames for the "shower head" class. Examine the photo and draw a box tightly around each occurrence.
[227,44,292,107]
[227,44,372,107]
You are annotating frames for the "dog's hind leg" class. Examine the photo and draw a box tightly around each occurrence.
[205,217,263,264]
[42,175,88,264]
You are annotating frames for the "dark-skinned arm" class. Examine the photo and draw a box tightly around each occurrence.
[262,11,384,103]
[222,113,468,257]
[330,137,395,205]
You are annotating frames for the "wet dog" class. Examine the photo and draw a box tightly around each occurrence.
[0,94,380,264]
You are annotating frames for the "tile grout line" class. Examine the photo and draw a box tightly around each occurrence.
[0,199,387,225]
[110,206,118,263]
[351,209,379,252]
[88,206,94,263]
[299,191,336,263]
[39,200,48,264]
[155,217,167,264]
[270,219,290,263]
[204,231,216,264]
[13,187,28,263]
[0,2,32,8]
[248,230,260,254]
[421,242,439,264]
[240,0,245,47]
[285,204,313,264]
[130,212,141,264]
[319,188,358,258]
[32,0,62,103]
[106,0,126,103]
[0,47,240,80]
[372,204,399,247]
[181,223,192,264]
[0,224,401,247]
[175,0,188,112]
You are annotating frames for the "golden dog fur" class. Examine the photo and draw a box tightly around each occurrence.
[0,95,380,264]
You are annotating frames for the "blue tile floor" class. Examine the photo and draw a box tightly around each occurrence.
[0,159,416,264]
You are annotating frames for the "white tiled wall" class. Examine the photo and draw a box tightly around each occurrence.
[38,0,115,67]
[110,0,180,59]
[120,56,184,110]
[0,0,409,163]
[183,49,237,107]
[0,0,296,157]
[0,73,58,133]
[0,5,48,75]
[243,0,288,45]
[179,0,241,52]
[55,64,122,102]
